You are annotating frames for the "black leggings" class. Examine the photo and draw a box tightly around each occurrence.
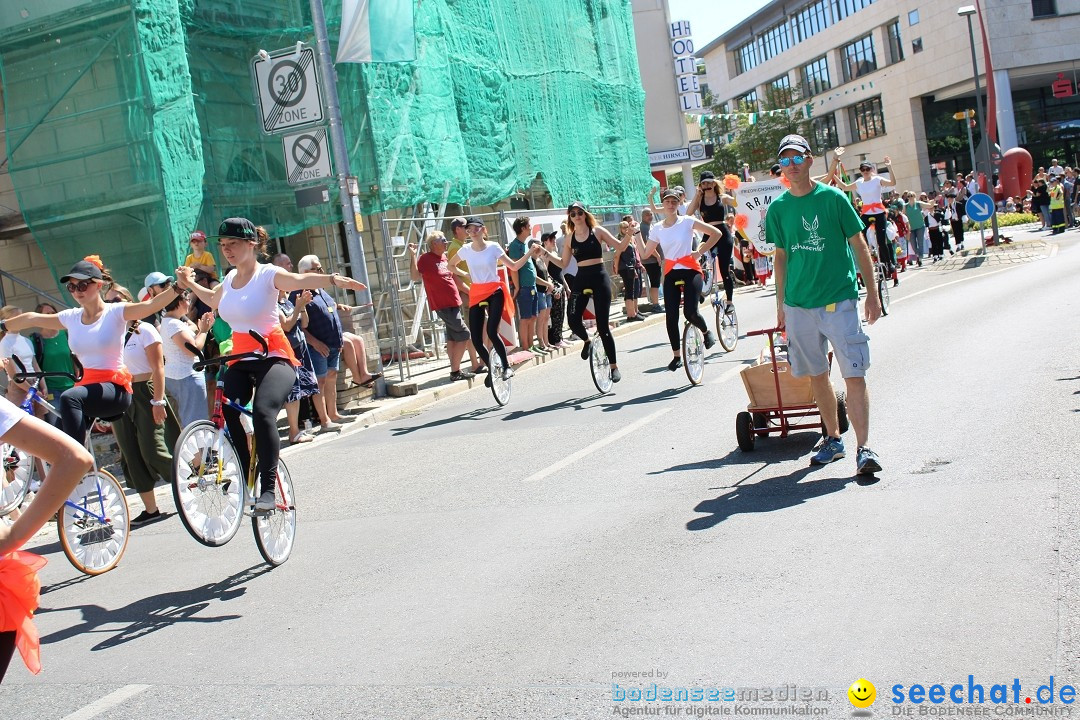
[59,382,132,445]
[0,630,14,683]
[862,212,893,271]
[568,265,617,364]
[222,358,295,495]
[663,269,708,351]
[468,289,509,370]
[709,232,735,302]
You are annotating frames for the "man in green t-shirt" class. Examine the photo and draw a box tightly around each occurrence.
[765,134,883,475]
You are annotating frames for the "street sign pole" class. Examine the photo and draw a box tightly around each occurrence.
[961,9,999,248]
[309,0,372,306]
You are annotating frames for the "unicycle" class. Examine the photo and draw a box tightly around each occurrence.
[682,322,705,385]
[488,350,512,407]
[713,296,739,351]
[580,288,612,394]
[589,334,612,394]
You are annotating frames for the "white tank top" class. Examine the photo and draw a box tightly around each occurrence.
[649,215,696,259]
[57,302,127,372]
[122,322,162,376]
[856,176,884,206]
[454,243,503,284]
[218,262,282,335]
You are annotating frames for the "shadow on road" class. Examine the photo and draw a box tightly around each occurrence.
[37,564,271,651]
[390,406,503,436]
[626,341,669,354]
[502,394,605,421]
[598,385,691,412]
[686,458,878,531]
[649,434,820,475]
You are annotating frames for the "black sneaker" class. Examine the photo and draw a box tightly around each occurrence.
[449,370,475,381]
[704,331,716,350]
[667,357,682,372]
[131,509,163,526]
[484,372,492,388]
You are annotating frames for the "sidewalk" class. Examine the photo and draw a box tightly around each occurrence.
[926,222,1059,272]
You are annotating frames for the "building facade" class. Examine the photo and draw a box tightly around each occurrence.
[699,0,1080,190]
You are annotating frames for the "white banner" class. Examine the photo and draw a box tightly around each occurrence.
[733,180,787,255]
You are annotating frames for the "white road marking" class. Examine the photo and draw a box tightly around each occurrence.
[890,266,1013,306]
[523,407,672,482]
[61,684,151,720]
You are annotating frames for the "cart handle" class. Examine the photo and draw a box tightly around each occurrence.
[746,327,782,338]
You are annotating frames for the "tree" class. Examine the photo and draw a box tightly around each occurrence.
[730,85,813,170]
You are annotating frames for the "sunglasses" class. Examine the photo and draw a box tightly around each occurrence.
[568,209,584,218]
[66,279,97,293]
[105,296,124,303]
[778,155,808,167]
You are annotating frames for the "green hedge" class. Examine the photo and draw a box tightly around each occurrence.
[970,212,1040,230]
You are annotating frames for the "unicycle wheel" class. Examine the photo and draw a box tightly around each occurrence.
[682,324,705,386]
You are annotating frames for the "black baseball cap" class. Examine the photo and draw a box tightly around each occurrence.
[777,134,812,157]
[450,217,467,230]
[60,259,104,283]
[464,216,485,228]
[699,171,716,183]
[661,188,681,200]
[859,162,873,171]
[567,201,586,213]
[218,217,257,239]
[770,164,782,176]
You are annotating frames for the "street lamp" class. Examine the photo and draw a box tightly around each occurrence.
[957,5,999,247]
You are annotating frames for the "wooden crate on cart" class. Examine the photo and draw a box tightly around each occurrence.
[740,356,815,410]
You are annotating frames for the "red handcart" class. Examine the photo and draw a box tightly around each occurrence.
[735,327,848,451]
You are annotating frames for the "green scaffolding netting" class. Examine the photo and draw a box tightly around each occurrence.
[0,0,651,297]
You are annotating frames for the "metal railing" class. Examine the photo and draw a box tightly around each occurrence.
[0,268,69,309]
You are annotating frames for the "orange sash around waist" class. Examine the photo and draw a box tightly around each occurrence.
[0,551,46,675]
[664,255,700,275]
[861,202,887,215]
[229,327,299,367]
[77,367,133,394]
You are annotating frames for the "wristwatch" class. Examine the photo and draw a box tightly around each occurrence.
[150,398,167,407]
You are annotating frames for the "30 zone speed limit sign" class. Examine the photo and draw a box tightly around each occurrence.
[251,46,324,134]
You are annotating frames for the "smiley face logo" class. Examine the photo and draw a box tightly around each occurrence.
[848,679,876,708]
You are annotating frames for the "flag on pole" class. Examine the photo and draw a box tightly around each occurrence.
[336,0,416,64]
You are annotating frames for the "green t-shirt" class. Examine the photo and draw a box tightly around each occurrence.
[37,331,75,395]
[766,183,865,309]
[507,238,536,288]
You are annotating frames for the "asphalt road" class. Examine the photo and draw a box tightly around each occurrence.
[3,233,1078,719]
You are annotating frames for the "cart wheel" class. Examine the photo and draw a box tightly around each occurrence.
[836,391,849,435]
[752,412,769,429]
[736,412,756,451]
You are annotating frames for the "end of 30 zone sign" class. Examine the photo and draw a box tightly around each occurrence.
[251,46,325,134]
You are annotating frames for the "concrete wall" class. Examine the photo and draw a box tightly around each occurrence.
[631,0,689,154]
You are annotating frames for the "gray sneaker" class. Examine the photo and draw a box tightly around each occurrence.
[255,490,276,512]
[810,436,846,465]
[856,447,882,475]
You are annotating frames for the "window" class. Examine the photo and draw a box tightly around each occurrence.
[811,114,839,152]
[887,21,904,63]
[841,35,877,82]
[912,37,923,54]
[757,20,793,64]
[734,41,759,75]
[1032,0,1057,17]
[735,90,759,111]
[848,96,886,141]
[908,9,920,25]
[802,56,831,96]
[771,75,791,92]
[833,0,876,22]
[792,0,832,42]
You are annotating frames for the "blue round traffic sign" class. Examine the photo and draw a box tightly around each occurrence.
[966,192,995,222]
